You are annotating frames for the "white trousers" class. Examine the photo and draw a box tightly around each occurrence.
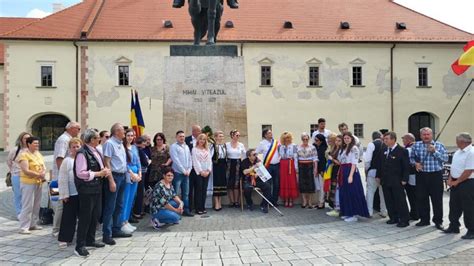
[52,200,63,233]
[314,174,325,204]
[365,169,387,216]
[19,183,43,230]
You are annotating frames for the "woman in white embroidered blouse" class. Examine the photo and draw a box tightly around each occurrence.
[225,129,246,208]
[192,133,212,215]
[338,132,370,222]
[57,137,82,248]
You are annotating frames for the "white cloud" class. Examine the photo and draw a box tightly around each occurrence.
[26,8,51,18]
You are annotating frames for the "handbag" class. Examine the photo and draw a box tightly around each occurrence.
[144,186,154,206]
[5,172,12,187]
[39,207,54,225]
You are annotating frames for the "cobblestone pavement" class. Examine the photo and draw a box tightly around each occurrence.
[1,153,473,265]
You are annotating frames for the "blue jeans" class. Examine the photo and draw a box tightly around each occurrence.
[121,181,138,223]
[268,164,280,204]
[103,172,126,238]
[152,200,181,224]
[12,175,22,217]
[172,173,190,213]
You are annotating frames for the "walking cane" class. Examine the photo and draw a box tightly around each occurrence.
[253,187,284,216]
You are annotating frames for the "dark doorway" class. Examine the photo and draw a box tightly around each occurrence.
[408,112,435,141]
[31,114,70,150]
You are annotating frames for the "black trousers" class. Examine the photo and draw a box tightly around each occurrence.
[58,195,79,243]
[405,183,419,220]
[449,179,474,232]
[268,164,280,205]
[382,183,410,223]
[194,174,209,212]
[76,193,101,248]
[416,171,444,225]
[188,170,197,211]
[133,174,145,216]
[243,179,271,208]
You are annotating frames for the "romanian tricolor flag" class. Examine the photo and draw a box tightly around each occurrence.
[130,89,145,137]
[263,139,279,168]
[452,40,474,75]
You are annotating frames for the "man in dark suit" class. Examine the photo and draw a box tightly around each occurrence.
[185,125,201,213]
[376,131,411,227]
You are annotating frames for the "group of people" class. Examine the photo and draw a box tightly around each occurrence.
[6,118,474,258]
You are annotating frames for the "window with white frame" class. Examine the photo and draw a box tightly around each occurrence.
[418,67,429,87]
[262,124,272,132]
[350,58,366,87]
[354,123,364,138]
[261,66,272,86]
[415,61,431,88]
[258,57,274,87]
[41,66,53,87]
[310,124,318,135]
[352,66,362,86]
[118,65,130,86]
[37,61,55,87]
[115,56,132,87]
[306,57,322,87]
[309,67,320,86]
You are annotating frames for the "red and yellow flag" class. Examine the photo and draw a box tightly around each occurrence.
[130,89,145,137]
[452,40,474,75]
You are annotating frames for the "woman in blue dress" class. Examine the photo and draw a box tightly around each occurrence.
[338,132,369,222]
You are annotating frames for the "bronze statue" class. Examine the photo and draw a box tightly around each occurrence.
[173,0,239,45]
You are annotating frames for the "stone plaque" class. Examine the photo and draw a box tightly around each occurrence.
[170,45,238,57]
[163,54,248,145]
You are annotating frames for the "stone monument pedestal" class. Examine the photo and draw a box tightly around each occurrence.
[163,45,248,145]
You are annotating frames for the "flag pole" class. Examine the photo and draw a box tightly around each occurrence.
[436,78,474,141]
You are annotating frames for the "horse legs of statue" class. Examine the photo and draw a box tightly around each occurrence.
[189,0,203,45]
[206,0,218,45]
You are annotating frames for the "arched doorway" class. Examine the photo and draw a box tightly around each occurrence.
[31,114,70,150]
[408,112,436,141]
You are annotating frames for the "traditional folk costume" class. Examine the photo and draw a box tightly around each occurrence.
[338,146,370,219]
[279,144,299,200]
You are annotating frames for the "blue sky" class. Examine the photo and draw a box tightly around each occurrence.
[0,0,473,33]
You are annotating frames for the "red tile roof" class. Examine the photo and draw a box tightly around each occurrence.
[0,17,38,64]
[1,0,472,42]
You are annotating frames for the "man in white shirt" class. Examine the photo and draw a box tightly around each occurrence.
[444,133,474,240]
[364,131,387,217]
[402,133,419,221]
[174,130,195,217]
[256,129,281,205]
[185,125,201,212]
[52,121,81,236]
[311,118,332,142]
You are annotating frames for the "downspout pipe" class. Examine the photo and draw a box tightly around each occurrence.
[74,41,79,122]
[390,43,396,131]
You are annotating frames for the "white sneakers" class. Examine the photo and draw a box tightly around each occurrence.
[19,225,43,234]
[121,223,136,234]
[19,228,31,234]
[326,209,340,217]
[326,209,360,222]
[344,216,358,222]
[126,222,137,231]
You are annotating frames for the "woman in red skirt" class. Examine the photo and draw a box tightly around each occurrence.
[278,132,299,207]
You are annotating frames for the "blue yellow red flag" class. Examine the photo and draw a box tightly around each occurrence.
[130,89,145,136]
